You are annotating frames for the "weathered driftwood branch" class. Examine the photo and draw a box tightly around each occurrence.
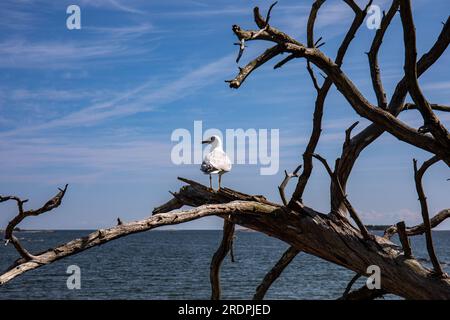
[384,209,450,239]
[367,0,399,110]
[226,44,283,89]
[210,219,235,300]
[413,156,445,277]
[278,165,301,206]
[399,0,449,146]
[1,185,68,261]
[306,0,326,48]
[333,15,450,213]
[396,221,413,259]
[339,285,386,300]
[229,3,450,164]
[289,0,372,212]
[253,246,300,300]
[404,103,450,113]
[0,189,276,286]
[312,154,371,240]
[229,235,236,263]
[340,273,361,299]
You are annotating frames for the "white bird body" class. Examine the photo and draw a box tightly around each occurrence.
[203,148,232,173]
[201,135,231,189]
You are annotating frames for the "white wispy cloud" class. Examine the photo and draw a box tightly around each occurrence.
[1,88,115,102]
[0,137,170,169]
[85,23,156,37]
[422,81,450,91]
[0,38,152,69]
[0,135,174,184]
[77,0,147,15]
[0,1,42,31]
[0,54,234,135]
[160,7,249,17]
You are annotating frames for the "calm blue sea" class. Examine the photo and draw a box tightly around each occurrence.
[1,230,449,299]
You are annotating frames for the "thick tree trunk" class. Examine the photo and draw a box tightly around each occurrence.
[153,179,450,300]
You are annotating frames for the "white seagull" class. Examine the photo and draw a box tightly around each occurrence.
[201,135,232,190]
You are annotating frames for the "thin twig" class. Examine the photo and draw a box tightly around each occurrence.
[278,165,302,206]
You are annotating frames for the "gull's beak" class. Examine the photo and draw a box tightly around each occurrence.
[202,140,210,144]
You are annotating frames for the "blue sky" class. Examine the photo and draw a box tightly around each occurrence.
[0,0,449,230]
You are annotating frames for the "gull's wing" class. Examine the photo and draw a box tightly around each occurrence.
[201,150,231,174]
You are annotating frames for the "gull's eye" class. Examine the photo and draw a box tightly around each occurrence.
[211,137,215,141]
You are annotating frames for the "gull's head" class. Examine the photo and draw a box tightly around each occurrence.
[202,135,222,148]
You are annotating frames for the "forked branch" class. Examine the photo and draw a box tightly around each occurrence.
[278,165,302,206]
[413,156,445,277]
[289,0,372,210]
[1,185,68,261]
[312,154,371,240]
[229,2,450,163]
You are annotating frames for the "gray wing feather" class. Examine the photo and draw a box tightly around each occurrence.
[200,161,219,174]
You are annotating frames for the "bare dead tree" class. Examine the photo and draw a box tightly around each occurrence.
[1,0,450,300]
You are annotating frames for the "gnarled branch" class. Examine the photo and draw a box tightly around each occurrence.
[289,0,372,210]
[1,195,277,286]
[253,246,300,300]
[312,154,371,240]
[333,16,450,213]
[340,273,361,299]
[404,103,450,113]
[384,209,450,239]
[399,0,450,146]
[210,219,235,300]
[278,165,301,206]
[413,156,445,277]
[367,0,399,109]
[1,185,68,261]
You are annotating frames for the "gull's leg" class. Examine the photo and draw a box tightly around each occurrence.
[209,174,212,189]
[218,173,222,190]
